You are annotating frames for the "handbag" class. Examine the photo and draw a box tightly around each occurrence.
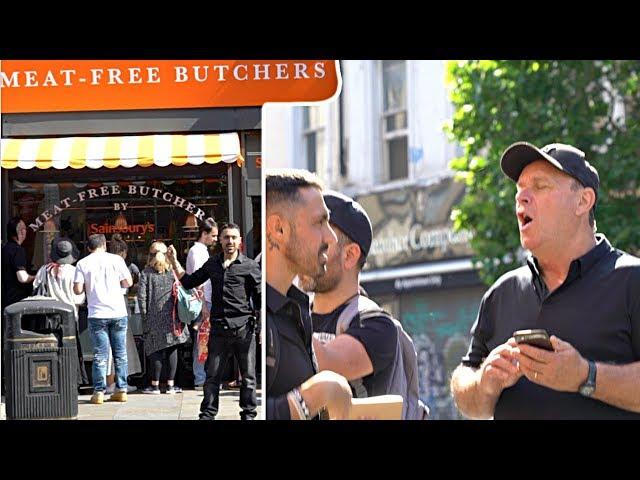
[171,270,203,335]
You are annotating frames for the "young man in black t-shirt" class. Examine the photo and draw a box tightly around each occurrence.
[298,191,398,398]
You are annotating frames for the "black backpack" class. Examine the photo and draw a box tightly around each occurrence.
[335,295,430,420]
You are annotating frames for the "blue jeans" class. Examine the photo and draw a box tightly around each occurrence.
[192,302,211,386]
[89,317,128,392]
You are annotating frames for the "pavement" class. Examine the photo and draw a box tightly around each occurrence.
[1,388,262,420]
[77,386,262,420]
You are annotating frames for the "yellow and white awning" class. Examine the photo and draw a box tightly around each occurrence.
[0,133,244,170]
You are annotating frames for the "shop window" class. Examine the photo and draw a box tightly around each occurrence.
[302,106,326,174]
[10,169,230,347]
[10,172,229,272]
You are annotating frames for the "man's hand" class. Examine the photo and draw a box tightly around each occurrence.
[478,338,523,397]
[317,371,353,420]
[514,335,588,392]
[300,370,353,420]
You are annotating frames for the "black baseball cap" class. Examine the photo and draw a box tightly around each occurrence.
[323,190,373,259]
[500,142,600,202]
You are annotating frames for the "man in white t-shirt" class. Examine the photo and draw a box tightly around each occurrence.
[74,233,133,405]
[186,219,218,389]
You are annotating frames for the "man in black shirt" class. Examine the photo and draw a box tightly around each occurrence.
[451,142,640,419]
[266,169,353,420]
[168,223,260,420]
[2,217,36,392]
[298,191,397,399]
[2,217,35,313]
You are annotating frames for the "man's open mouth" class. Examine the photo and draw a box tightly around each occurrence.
[518,212,533,229]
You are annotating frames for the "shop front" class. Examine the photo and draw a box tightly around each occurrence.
[1,59,339,404]
[357,175,487,419]
[2,134,249,266]
[1,130,259,388]
[1,59,339,266]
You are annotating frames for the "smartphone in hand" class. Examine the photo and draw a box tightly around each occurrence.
[513,329,554,351]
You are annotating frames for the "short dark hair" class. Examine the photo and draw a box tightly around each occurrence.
[108,233,128,256]
[87,234,107,251]
[220,222,241,235]
[266,169,324,212]
[6,216,24,240]
[335,226,366,270]
[198,218,218,239]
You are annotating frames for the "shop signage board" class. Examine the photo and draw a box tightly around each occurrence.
[363,270,481,296]
[0,60,339,113]
[357,176,474,270]
[28,184,207,232]
[88,222,155,236]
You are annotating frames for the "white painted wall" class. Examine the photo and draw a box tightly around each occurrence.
[410,60,454,179]
[261,103,299,169]
[342,60,379,188]
[261,60,460,192]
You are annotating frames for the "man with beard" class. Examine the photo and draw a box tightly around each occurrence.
[266,169,353,420]
[298,191,398,399]
[167,223,261,420]
[451,142,640,419]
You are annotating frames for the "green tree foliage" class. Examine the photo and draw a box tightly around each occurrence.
[445,60,640,285]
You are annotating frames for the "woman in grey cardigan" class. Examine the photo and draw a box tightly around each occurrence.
[138,241,190,394]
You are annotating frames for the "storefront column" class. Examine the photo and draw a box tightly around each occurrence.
[227,164,235,223]
[1,167,6,409]
[1,169,9,238]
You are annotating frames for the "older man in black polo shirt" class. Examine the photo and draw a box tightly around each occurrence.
[451,142,640,419]
[168,222,260,420]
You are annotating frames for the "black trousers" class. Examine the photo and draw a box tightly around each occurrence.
[199,322,257,420]
[148,345,179,383]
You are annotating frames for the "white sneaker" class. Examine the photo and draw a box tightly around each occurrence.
[127,385,137,393]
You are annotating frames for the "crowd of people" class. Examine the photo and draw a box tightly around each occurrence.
[2,216,261,420]
[3,137,639,421]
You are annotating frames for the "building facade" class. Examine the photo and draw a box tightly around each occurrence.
[263,60,487,419]
[1,61,268,390]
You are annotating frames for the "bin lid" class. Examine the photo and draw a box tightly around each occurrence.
[4,297,74,316]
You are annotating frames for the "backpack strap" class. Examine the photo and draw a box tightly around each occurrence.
[335,295,382,335]
[335,295,388,399]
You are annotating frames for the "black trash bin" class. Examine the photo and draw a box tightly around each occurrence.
[3,297,78,420]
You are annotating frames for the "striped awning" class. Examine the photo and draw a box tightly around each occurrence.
[0,133,244,170]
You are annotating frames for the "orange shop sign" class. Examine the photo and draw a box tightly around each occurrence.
[0,60,339,113]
